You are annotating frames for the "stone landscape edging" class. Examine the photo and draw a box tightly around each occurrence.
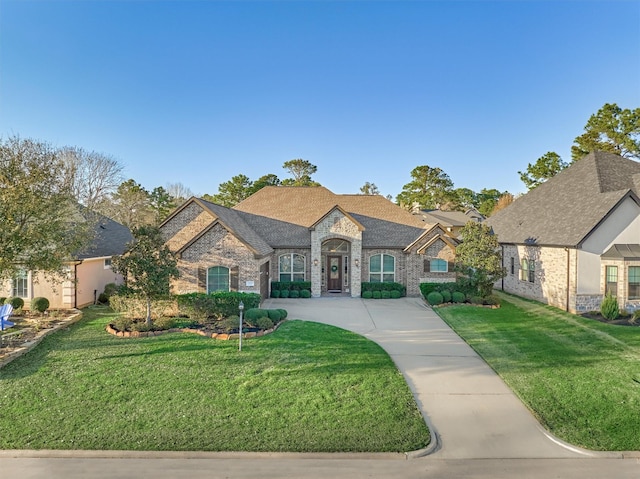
[105,320,284,340]
[0,310,84,369]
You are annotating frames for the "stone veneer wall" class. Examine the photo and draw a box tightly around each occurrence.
[271,248,312,284]
[501,245,579,312]
[310,210,362,297]
[172,223,264,295]
[404,232,457,296]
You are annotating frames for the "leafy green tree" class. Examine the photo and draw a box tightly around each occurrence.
[475,188,505,217]
[210,174,253,207]
[102,179,152,228]
[281,159,320,186]
[249,173,281,195]
[572,103,640,161]
[396,165,455,210]
[455,222,506,297]
[452,188,476,209]
[519,152,568,190]
[0,136,92,281]
[111,226,179,326]
[149,186,176,225]
[359,182,380,195]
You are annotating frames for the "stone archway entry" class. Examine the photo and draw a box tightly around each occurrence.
[327,255,342,292]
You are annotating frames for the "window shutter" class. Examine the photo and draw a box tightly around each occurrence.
[424,259,431,273]
[230,266,239,292]
[448,261,454,272]
[197,267,206,292]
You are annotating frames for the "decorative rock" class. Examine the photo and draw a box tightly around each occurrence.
[245,332,257,338]
[217,333,229,340]
[228,333,239,340]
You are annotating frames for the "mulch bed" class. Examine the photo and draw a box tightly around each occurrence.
[581,312,639,327]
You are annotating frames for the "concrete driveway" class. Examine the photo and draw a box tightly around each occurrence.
[263,297,595,460]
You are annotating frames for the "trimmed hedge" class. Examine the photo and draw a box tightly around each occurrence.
[176,291,261,320]
[5,297,24,310]
[270,281,311,292]
[109,295,179,320]
[452,291,465,303]
[361,282,406,296]
[362,291,373,299]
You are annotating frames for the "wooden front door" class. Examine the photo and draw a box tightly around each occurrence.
[260,261,270,301]
[327,256,342,292]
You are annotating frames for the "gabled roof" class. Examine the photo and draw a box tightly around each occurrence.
[416,209,482,228]
[76,212,133,260]
[486,151,640,247]
[404,224,460,253]
[309,205,365,231]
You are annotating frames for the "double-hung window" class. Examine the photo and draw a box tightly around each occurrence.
[520,259,535,283]
[628,266,640,300]
[605,266,618,296]
[370,254,395,282]
[12,270,28,298]
[279,254,305,282]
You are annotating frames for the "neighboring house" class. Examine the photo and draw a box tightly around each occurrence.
[160,186,460,299]
[415,208,484,236]
[486,151,640,313]
[1,214,132,309]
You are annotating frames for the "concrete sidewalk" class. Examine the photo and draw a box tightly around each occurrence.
[263,297,592,460]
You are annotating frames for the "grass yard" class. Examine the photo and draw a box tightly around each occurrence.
[436,292,640,451]
[0,306,428,452]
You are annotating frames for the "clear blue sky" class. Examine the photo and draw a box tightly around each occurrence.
[1,1,639,199]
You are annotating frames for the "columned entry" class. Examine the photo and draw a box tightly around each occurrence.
[327,256,343,292]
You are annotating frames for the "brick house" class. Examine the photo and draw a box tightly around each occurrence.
[486,151,640,313]
[159,186,459,299]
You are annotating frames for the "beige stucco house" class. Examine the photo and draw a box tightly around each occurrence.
[160,186,459,299]
[1,215,132,309]
[486,151,640,313]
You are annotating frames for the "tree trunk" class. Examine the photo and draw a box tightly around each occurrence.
[146,297,152,326]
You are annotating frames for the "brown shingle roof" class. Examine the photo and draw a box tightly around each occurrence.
[486,151,640,247]
[234,186,426,228]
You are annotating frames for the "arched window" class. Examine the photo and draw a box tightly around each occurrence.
[369,254,395,282]
[208,266,229,293]
[279,254,305,282]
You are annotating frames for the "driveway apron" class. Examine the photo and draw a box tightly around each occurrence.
[263,297,588,459]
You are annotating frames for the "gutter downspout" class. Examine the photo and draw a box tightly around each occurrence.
[564,248,570,312]
[73,260,83,309]
[501,245,505,291]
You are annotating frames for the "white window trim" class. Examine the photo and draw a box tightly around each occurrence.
[278,253,306,282]
[430,258,448,273]
[369,253,396,283]
[207,266,230,293]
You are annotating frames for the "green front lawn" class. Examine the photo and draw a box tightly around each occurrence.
[0,306,428,452]
[436,293,640,451]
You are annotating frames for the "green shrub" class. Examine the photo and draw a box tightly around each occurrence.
[271,289,281,298]
[601,292,619,320]
[6,297,24,310]
[483,295,501,306]
[112,316,133,332]
[441,290,452,303]
[372,291,382,299]
[362,291,373,299]
[426,291,444,305]
[130,321,153,332]
[390,290,401,299]
[420,282,456,299]
[280,290,290,298]
[277,309,288,319]
[300,289,311,298]
[0,297,6,305]
[361,282,406,296]
[289,290,300,298]
[176,292,260,320]
[245,308,268,323]
[381,290,391,299]
[110,295,178,320]
[31,297,50,313]
[469,296,484,305]
[154,317,178,330]
[97,293,109,304]
[256,316,274,330]
[272,281,311,293]
[452,291,466,303]
[267,309,282,322]
[220,317,239,332]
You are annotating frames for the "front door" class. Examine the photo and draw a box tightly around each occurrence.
[327,256,342,292]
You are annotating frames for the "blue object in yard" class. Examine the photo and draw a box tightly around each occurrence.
[0,303,14,331]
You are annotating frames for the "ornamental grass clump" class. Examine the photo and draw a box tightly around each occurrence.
[600,292,619,320]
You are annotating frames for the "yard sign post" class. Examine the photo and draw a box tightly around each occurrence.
[238,301,244,352]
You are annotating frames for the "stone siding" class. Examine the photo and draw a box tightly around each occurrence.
[500,245,578,312]
[310,210,362,297]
